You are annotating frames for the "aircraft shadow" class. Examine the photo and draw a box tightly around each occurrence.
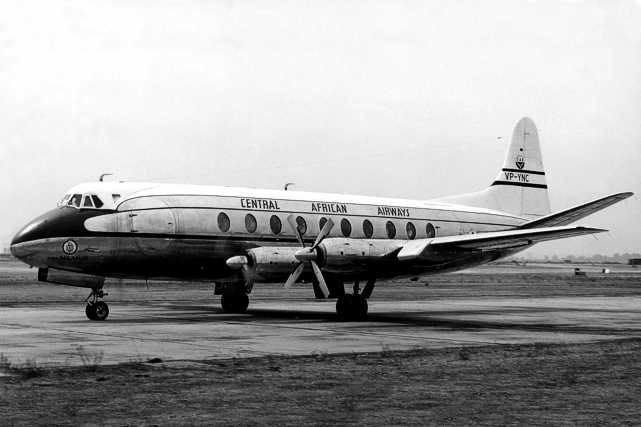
[58,301,640,336]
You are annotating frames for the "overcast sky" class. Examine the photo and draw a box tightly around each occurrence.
[1,0,640,257]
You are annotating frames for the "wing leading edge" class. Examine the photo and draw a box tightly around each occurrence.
[397,225,606,262]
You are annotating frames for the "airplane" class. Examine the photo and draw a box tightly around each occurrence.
[10,117,633,321]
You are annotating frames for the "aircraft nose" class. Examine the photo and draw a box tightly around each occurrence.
[11,211,53,263]
[11,207,109,254]
[11,211,56,247]
[10,206,111,267]
[10,208,94,252]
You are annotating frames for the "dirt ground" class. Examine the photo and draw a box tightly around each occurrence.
[2,340,641,426]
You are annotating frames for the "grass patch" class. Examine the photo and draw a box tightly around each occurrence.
[2,339,641,426]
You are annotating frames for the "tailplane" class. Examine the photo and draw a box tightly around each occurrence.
[432,117,551,219]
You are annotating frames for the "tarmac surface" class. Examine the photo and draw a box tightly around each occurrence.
[2,259,641,367]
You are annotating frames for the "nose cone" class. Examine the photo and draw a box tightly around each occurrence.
[11,210,52,264]
[11,209,63,247]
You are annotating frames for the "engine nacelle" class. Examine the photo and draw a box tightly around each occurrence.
[236,246,305,282]
[318,238,403,275]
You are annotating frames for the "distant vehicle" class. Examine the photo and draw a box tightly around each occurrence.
[10,118,632,320]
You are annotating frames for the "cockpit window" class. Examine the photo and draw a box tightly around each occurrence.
[68,194,82,207]
[82,196,94,208]
[61,193,106,209]
[91,195,104,208]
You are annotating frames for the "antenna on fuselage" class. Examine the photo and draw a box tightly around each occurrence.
[284,183,295,191]
[99,174,113,182]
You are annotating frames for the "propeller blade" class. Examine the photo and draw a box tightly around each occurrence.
[310,261,330,299]
[284,262,305,290]
[287,214,304,247]
[311,217,334,251]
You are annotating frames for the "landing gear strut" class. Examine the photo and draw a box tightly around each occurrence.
[220,283,251,314]
[85,288,109,321]
[336,280,374,320]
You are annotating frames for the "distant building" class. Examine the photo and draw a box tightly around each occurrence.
[628,259,641,266]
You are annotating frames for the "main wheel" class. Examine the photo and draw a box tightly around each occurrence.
[86,301,109,321]
[336,294,354,319]
[221,293,250,313]
[353,295,368,319]
[336,294,368,320]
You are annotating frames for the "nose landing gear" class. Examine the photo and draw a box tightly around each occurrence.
[85,288,109,321]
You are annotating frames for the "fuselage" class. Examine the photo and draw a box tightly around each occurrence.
[11,181,526,283]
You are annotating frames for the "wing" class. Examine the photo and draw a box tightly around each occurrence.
[519,192,633,229]
[397,225,606,261]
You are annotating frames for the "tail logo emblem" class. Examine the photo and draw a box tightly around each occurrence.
[515,155,525,170]
[62,239,78,255]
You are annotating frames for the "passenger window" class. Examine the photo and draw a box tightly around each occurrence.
[296,216,307,236]
[68,194,82,207]
[217,212,230,232]
[340,219,352,237]
[82,196,94,208]
[91,196,104,208]
[406,222,416,240]
[362,219,373,238]
[319,217,328,230]
[270,215,282,235]
[426,223,436,238]
[245,214,257,234]
[386,221,396,239]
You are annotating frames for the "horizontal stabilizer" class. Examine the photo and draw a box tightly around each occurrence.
[519,192,634,229]
[397,225,606,262]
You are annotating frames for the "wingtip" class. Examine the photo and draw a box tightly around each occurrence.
[575,225,608,233]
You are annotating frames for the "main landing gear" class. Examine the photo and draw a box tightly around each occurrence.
[336,279,375,321]
[218,283,252,314]
[220,292,249,313]
[85,288,109,321]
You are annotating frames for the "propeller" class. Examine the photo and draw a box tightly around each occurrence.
[284,214,334,298]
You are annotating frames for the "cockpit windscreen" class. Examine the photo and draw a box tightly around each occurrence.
[58,193,105,209]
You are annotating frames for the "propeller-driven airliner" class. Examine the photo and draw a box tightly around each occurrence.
[10,117,633,321]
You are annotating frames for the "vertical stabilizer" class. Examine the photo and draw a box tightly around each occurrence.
[431,117,551,219]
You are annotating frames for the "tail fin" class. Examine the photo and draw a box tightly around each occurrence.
[432,117,551,219]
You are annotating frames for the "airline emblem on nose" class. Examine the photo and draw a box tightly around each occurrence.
[515,155,525,170]
[62,239,78,255]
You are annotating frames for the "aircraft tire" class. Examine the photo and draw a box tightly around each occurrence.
[336,294,354,320]
[336,294,368,320]
[221,293,249,313]
[354,296,368,319]
[86,302,109,321]
[85,304,96,320]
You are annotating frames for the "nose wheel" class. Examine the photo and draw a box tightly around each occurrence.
[86,301,109,320]
[85,288,109,321]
